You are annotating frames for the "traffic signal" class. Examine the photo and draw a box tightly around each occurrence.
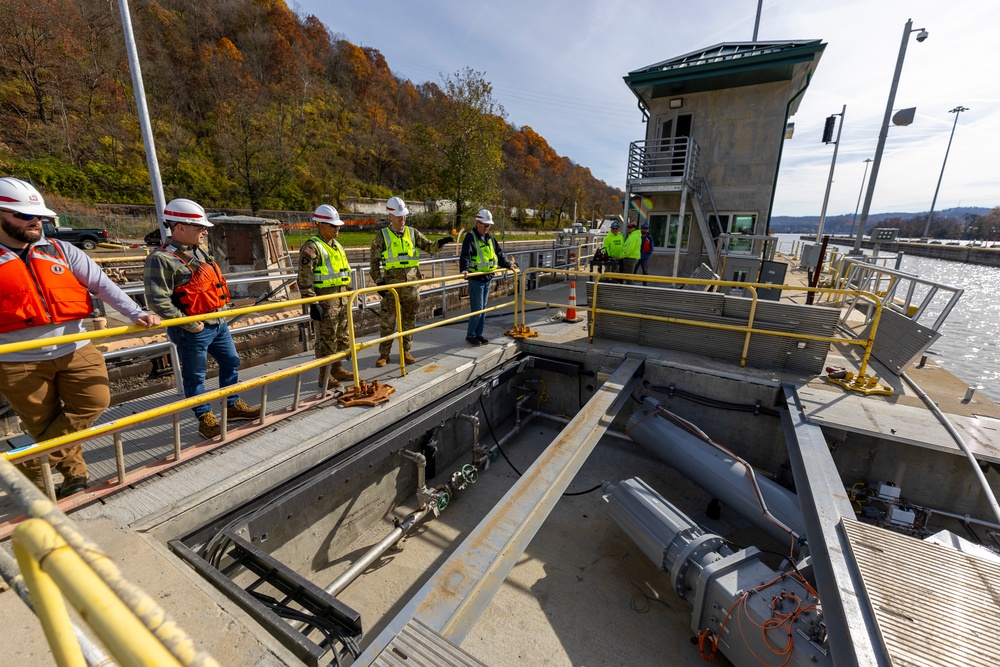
[822,115,837,143]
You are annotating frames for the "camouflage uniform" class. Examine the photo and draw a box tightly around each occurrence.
[369,226,438,356]
[298,237,351,360]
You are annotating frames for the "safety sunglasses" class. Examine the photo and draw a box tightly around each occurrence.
[6,211,52,222]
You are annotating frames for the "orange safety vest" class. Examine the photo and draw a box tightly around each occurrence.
[161,245,231,316]
[0,242,93,333]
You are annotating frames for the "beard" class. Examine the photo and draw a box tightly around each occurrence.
[1,217,43,244]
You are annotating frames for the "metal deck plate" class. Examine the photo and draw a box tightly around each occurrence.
[372,619,487,667]
[843,519,1000,666]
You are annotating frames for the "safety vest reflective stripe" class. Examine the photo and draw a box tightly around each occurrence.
[468,235,498,273]
[381,227,419,269]
[310,237,351,288]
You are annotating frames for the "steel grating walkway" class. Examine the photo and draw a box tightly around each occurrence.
[843,518,1000,666]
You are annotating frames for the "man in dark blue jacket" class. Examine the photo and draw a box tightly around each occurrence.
[459,209,516,346]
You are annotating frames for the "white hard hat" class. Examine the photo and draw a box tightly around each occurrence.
[163,198,212,226]
[385,196,409,217]
[0,177,57,217]
[313,204,343,226]
[475,209,494,225]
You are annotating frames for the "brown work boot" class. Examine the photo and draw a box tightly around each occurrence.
[227,398,261,422]
[376,355,389,368]
[403,351,416,364]
[330,362,354,381]
[199,412,221,439]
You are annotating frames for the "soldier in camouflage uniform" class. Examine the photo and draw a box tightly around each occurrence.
[299,205,354,389]
[369,196,452,367]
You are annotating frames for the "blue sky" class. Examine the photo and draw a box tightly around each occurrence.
[296,0,999,217]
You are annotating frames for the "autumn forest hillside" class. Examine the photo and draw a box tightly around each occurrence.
[0,0,624,227]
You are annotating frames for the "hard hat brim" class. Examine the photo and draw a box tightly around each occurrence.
[0,202,57,217]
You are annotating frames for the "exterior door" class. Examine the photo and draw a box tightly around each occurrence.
[656,113,693,177]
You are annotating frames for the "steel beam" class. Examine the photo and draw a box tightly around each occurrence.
[357,355,644,663]
[780,383,886,667]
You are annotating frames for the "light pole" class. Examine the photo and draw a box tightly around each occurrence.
[815,105,846,242]
[922,105,968,238]
[852,18,928,254]
[849,158,873,239]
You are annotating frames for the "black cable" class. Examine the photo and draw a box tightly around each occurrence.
[629,584,672,614]
[479,395,523,476]
[478,395,605,496]
[251,593,360,663]
[644,381,780,417]
[562,483,603,496]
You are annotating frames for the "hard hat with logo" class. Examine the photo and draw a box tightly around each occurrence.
[474,209,494,225]
[610,221,620,229]
[0,177,57,217]
[163,198,212,227]
[385,196,409,217]
[313,204,343,226]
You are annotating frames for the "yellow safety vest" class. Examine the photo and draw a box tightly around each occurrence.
[603,233,625,258]
[469,235,498,274]
[381,227,419,269]
[310,237,352,287]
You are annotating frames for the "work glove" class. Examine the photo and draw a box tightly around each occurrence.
[436,236,454,249]
[309,303,324,321]
[374,280,389,299]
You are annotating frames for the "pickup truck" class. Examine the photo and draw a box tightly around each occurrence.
[42,220,111,250]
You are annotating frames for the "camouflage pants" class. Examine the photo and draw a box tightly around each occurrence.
[379,283,420,356]
[314,286,351,359]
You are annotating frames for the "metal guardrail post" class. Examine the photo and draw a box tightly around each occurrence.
[114,433,126,486]
[168,342,184,397]
[172,414,182,461]
[258,385,268,424]
[219,400,228,441]
[292,373,302,410]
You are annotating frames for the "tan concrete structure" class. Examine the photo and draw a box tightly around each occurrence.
[623,41,826,278]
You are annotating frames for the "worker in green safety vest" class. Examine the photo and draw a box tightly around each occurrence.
[298,204,354,392]
[369,196,453,367]
[459,209,517,346]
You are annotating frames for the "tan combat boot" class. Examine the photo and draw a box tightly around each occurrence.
[403,351,416,364]
[376,355,389,367]
[330,361,354,381]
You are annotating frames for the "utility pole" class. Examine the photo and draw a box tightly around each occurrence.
[848,159,873,239]
[923,106,968,238]
[815,105,846,242]
[853,18,928,254]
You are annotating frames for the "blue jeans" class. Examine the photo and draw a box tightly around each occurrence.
[167,322,242,417]
[466,278,491,338]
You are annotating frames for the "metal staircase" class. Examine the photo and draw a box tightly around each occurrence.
[691,177,723,271]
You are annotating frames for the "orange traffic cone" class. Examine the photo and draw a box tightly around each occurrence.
[565,281,581,323]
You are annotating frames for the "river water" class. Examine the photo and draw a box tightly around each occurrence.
[774,234,1000,402]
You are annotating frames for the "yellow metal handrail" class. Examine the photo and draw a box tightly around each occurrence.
[1,269,518,502]
[0,457,219,667]
[516,267,883,377]
[14,520,184,667]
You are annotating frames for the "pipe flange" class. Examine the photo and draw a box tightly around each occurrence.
[668,534,725,597]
